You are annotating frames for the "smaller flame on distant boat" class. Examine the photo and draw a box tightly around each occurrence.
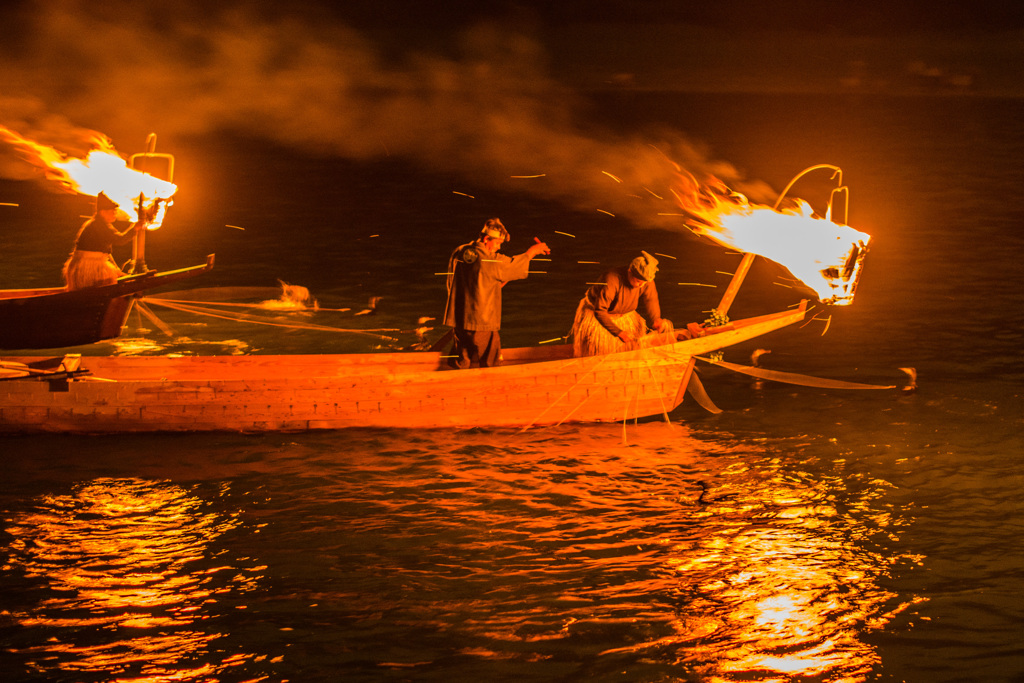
[673,174,870,305]
[0,125,176,228]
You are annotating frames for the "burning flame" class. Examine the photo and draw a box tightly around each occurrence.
[0,125,176,227]
[673,174,870,305]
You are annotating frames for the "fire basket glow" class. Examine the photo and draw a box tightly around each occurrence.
[821,235,870,306]
[674,165,871,308]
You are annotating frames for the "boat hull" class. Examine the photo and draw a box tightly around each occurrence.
[0,256,214,350]
[0,303,806,433]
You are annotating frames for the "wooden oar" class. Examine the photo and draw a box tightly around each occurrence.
[0,361,90,382]
[428,328,454,352]
[0,361,34,379]
[685,367,723,413]
[698,356,898,390]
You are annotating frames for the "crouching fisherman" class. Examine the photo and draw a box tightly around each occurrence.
[570,250,686,357]
[62,192,147,290]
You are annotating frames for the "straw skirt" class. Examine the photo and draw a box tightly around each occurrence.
[62,250,124,290]
[570,299,675,357]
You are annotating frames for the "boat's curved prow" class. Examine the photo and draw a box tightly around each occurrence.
[0,255,214,350]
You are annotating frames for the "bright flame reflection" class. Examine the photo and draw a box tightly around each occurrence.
[335,424,920,682]
[5,478,262,680]
[660,467,914,682]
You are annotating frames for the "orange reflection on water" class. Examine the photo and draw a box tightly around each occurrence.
[428,424,917,682]
[5,477,260,680]
[662,471,909,683]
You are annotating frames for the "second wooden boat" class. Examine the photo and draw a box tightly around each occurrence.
[0,255,214,350]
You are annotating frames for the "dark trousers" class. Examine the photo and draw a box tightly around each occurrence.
[449,329,501,368]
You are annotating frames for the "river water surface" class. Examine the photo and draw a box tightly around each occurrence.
[1,93,1022,681]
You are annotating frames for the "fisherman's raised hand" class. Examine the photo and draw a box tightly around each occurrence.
[652,317,672,333]
[526,237,551,258]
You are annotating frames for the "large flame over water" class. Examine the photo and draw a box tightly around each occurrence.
[673,173,871,305]
[0,125,176,225]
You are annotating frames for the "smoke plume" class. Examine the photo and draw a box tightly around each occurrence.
[0,0,773,225]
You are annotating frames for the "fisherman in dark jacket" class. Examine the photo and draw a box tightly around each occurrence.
[62,192,145,290]
[443,218,550,368]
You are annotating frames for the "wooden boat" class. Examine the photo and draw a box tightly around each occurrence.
[0,255,214,350]
[0,301,806,433]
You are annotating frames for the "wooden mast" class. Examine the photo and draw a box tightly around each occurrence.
[127,133,176,274]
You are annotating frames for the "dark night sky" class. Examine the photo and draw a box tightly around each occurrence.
[4,0,1024,93]
[288,0,1024,33]
[2,0,1024,207]
[253,1,1024,91]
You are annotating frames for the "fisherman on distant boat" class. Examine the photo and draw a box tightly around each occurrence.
[570,250,679,357]
[62,192,148,290]
[443,218,550,368]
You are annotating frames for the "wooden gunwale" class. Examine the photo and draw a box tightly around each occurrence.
[0,301,806,433]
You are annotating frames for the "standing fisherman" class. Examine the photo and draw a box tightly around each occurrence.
[62,192,148,290]
[443,218,550,368]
